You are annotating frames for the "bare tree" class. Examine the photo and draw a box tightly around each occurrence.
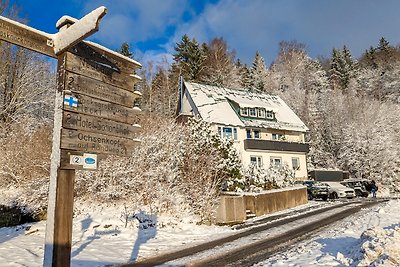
[0,48,54,124]
[202,37,237,87]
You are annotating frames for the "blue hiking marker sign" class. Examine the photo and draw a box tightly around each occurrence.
[83,153,97,169]
[64,95,78,108]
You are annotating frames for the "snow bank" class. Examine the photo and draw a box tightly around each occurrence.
[354,225,400,266]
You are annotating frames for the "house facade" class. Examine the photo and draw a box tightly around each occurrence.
[177,81,310,180]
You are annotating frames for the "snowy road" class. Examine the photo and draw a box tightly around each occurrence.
[129,199,382,266]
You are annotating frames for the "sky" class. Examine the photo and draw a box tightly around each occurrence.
[6,0,400,67]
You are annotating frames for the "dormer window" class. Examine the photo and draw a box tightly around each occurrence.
[258,108,265,118]
[239,105,274,120]
[249,108,256,117]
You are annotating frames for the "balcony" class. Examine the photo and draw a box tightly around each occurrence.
[244,139,309,153]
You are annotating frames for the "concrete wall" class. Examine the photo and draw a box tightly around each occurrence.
[215,194,246,224]
[216,187,308,224]
[244,187,308,216]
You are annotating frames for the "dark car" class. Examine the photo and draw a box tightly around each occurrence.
[296,180,329,201]
[341,179,369,197]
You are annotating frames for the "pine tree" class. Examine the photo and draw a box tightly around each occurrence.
[236,60,252,90]
[329,46,356,92]
[173,34,206,82]
[250,51,267,91]
[378,37,390,52]
[117,42,134,59]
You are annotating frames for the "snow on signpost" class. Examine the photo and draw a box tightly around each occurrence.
[0,6,142,267]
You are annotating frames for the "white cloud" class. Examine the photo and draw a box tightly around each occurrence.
[168,0,400,64]
[83,0,189,45]
[135,50,173,72]
[81,0,400,66]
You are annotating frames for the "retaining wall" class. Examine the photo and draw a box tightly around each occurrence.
[216,186,308,224]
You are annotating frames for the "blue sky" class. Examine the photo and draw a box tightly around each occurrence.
[7,0,400,67]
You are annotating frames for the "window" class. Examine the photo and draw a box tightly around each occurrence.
[250,156,263,167]
[270,157,282,167]
[240,106,272,120]
[246,129,261,139]
[258,108,265,118]
[223,127,232,139]
[266,110,274,119]
[272,133,285,141]
[249,108,256,117]
[246,129,252,139]
[218,126,238,140]
[292,157,300,170]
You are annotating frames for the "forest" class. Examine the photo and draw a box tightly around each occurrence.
[0,1,399,223]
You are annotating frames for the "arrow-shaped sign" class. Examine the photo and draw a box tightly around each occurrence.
[52,6,107,55]
[0,7,141,69]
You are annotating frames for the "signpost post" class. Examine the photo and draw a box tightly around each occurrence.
[0,6,142,267]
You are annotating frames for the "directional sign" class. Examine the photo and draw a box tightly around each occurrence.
[62,111,141,138]
[65,48,140,91]
[53,7,107,55]
[0,7,143,267]
[0,16,55,57]
[61,128,140,156]
[62,92,141,124]
[66,72,141,107]
[0,7,108,59]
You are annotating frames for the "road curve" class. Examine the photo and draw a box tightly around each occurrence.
[122,199,386,267]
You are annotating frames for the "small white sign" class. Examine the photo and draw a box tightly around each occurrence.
[83,153,97,169]
[70,155,83,165]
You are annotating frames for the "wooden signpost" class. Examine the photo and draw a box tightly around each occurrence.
[0,6,142,267]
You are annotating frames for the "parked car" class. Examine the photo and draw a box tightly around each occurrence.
[295,180,329,201]
[340,179,369,197]
[324,182,356,199]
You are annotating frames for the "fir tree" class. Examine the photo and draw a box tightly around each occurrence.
[250,51,267,91]
[236,60,252,90]
[117,42,134,59]
[329,46,356,92]
[378,37,390,52]
[173,34,206,82]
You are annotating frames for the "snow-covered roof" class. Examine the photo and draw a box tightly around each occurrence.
[183,81,309,132]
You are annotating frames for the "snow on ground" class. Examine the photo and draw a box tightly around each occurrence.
[0,200,233,267]
[256,199,400,267]
[1,198,399,267]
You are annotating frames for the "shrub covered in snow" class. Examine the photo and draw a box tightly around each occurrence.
[225,164,295,192]
[0,118,52,214]
[74,117,229,224]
